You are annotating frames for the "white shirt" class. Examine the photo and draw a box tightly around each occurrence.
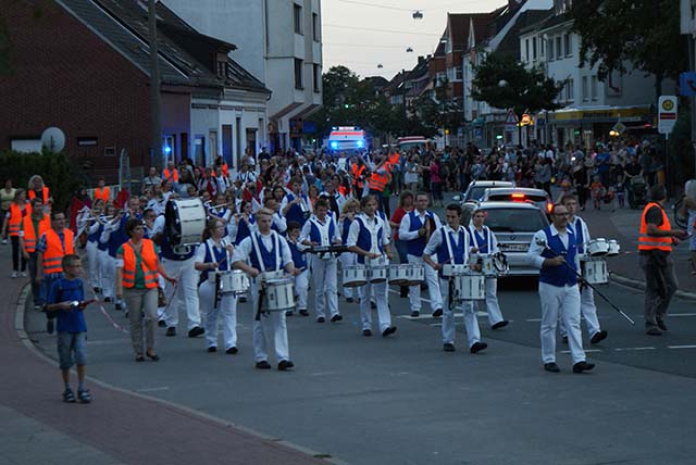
[468,225,499,254]
[347,213,389,255]
[194,237,232,268]
[399,210,442,242]
[231,230,292,271]
[423,225,470,263]
[527,224,570,269]
[299,214,340,249]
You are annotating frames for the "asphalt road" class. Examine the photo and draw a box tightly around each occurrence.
[25,275,696,465]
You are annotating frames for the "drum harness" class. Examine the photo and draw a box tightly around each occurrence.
[535,238,635,325]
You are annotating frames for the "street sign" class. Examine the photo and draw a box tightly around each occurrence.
[611,121,626,135]
[658,95,678,135]
[504,109,519,126]
[680,72,696,97]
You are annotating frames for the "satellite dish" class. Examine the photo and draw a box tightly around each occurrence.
[41,127,66,153]
[412,10,423,20]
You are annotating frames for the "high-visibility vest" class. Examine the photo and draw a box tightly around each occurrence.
[387,152,400,171]
[122,239,159,289]
[221,162,229,178]
[638,202,672,252]
[94,186,110,202]
[368,171,389,192]
[8,203,29,237]
[42,229,75,274]
[22,213,50,253]
[163,168,179,182]
[352,164,366,187]
[28,187,50,204]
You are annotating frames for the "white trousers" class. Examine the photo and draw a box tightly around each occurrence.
[559,286,601,340]
[358,280,392,332]
[250,282,290,363]
[162,256,202,330]
[294,269,309,311]
[100,253,114,299]
[440,278,481,348]
[199,280,238,350]
[474,278,505,326]
[310,256,339,318]
[407,254,442,313]
[85,241,100,290]
[339,252,357,299]
[539,282,586,364]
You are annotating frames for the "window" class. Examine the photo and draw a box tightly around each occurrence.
[294,58,303,89]
[555,37,562,59]
[582,76,588,102]
[293,4,302,34]
[313,63,321,92]
[564,33,572,57]
[591,75,598,101]
[566,78,574,102]
[525,39,530,62]
[455,66,463,81]
[532,37,537,61]
[547,38,554,60]
[540,35,545,56]
[312,13,319,41]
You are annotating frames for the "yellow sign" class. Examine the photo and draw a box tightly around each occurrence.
[662,99,675,111]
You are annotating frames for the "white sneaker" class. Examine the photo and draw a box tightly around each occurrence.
[11,271,17,278]
[21,272,27,278]
[2,239,7,245]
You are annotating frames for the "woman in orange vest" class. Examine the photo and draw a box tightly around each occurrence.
[2,189,30,278]
[116,218,176,362]
[27,175,51,205]
[20,197,51,309]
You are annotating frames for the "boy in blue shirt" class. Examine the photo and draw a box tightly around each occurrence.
[46,254,93,403]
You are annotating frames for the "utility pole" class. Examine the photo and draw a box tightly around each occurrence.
[148,0,162,171]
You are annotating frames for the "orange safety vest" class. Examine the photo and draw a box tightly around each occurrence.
[28,187,50,204]
[121,239,159,289]
[352,164,366,187]
[387,152,400,171]
[22,213,51,253]
[8,203,29,237]
[163,168,179,182]
[221,162,229,178]
[368,171,389,192]
[638,202,672,252]
[42,228,75,274]
[94,186,110,202]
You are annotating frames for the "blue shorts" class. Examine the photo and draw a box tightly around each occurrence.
[57,332,87,370]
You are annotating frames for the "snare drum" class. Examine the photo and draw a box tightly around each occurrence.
[442,264,468,277]
[606,239,620,257]
[165,198,206,246]
[369,265,388,283]
[342,265,367,287]
[264,278,295,311]
[581,257,608,284]
[217,270,250,295]
[493,252,509,276]
[480,255,498,277]
[587,238,609,256]
[452,273,485,301]
[406,264,425,285]
[388,264,411,285]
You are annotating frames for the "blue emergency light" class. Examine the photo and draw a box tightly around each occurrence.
[331,141,339,150]
[357,140,364,148]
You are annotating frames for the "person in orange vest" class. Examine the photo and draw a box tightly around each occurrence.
[638,185,688,336]
[367,157,390,213]
[20,197,51,310]
[27,175,51,205]
[386,150,402,196]
[351,157,367,198]
[2,188,30,278]
[37,210,75,334]
[162,160,179,186]
[94,177,110,203]
[116,218,176,362]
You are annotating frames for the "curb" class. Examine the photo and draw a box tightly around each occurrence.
[14,284,347,465]
[611,273,696,301]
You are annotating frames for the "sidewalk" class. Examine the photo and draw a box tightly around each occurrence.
[0,245,333,465]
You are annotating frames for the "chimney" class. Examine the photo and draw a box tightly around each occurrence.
[418,56,425,65]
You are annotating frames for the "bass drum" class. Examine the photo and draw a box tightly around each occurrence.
[165,198,206,246]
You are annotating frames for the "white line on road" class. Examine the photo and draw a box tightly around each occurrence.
[666,313,696,317]
[668,345,696,349]
[526,318,541,322]
[613,347,656,352]
[136,386,170,393]
[560,349,602,354]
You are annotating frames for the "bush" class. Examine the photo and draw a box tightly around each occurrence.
[0,150,89,212]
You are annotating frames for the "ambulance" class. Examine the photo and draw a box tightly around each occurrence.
[325,126,368,154]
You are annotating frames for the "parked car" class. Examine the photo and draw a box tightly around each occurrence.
[455,180,514,204]
[467,201,549,276]
[480,187,553,216]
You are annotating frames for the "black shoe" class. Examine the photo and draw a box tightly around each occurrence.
[103,297,113,303]
[362,329,372,337]
[346,297,354,303]
[443,343,455,352]
[166,327,176,337]
[317,317,326,323]
[562,336,568,344]
[645,326,663,336]
[573,361,595,373]
[299,309,309,316]
[382,326,397,337]
[491,320,509,330]
[115,303,123,311]
[93,287,101,294]
[226,347,238,355]
[470,341,488,354]
[46,319,54,335]
[590,330,608,344]
[656,318,668,331]
[331,314,343,323]
[285,310,294,317]
[146,352,160,362]
[432,308,443,318]
[188,326,205,338]
[158,320,166,328]
[544,362,561,373]
[239,296,247,303]
[399,287,409,298]
[278,360,295,371]
[410,310,420,318]
[207,346,217,353]
[370,301,376,309]
[255,360,272,370]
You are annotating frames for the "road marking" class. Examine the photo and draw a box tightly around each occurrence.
[560,349,602,354]
[526,318,541,322]
[388,288,432,303]
[614,347,656,352]
[668,345,696,349]
[136,386,170,393]
[667,313,696,317]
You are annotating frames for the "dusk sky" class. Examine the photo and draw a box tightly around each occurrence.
[322,0,509,80]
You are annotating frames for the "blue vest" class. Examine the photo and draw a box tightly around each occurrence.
[341,217,352,245]
[234,215,255,246]
[570,217,585,253]
[249,233,286,271]
[308,217,336,245]
[160,230,196,260]
[209,207,228,220]
[406,211,433,256]
[354,216,384,264]
[539,227,578,287]
[285,193,309,227]
[287,239,307,269]
[200,239,231,282]
[95,224,108,251]
[108,213,139,257]
[469,226,490,254]
[436,227,467,278]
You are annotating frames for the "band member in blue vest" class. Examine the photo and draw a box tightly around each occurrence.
[423,204,487,353]
[559,194,607,344]
[468,209,508,329]
[398,192,443,317]
[281,178,311,228]
[300,198,343,323]
[527,203,595,374]
[338,199,360,303]
[286,221,309,317]
[232,208,300,371]
[347,195,397,337]
[231,200,255,246]
[195,218,238,354]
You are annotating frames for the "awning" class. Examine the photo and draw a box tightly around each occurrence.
[549,106,651,124]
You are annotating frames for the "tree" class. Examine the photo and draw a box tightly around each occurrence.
[412,78,463,138]
[570,0,686,94]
